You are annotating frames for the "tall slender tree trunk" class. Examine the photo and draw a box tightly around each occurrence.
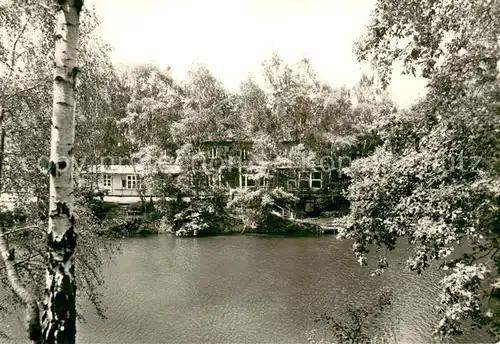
[42,1,83,343]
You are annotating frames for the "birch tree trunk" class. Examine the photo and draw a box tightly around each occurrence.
[42,1,83,343]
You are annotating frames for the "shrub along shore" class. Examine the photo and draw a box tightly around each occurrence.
[99,198,335,238]
[104,208,328,238]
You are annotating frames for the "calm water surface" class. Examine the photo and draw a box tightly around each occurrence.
[4,234,492,343]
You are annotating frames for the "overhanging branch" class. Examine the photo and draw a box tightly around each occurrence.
[0,252,43,272]
[5,76,52,101]
[0,226,41,342]
[0,225,41,237]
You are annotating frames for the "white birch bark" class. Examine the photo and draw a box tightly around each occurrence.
[42,1,83,343]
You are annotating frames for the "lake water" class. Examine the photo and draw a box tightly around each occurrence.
[3,234,492,343]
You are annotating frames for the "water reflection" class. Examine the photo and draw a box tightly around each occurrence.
[2,234,491,343]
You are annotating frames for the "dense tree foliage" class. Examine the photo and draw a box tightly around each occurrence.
[342,0,500,337]
[118,64,181,156]
[5,0,497,340]
[125,55,387,238]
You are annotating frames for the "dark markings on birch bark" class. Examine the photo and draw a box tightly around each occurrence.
[49,161,57,177]
[44,226,77,343]
[57,161,67,170]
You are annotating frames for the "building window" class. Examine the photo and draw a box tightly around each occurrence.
[126,175,142,189]
[126,175,136,189]
[298,172,322,189]
[311,172,322,189]
[299,173,310,189]
[208,174,219,187]
[209,147,217,159]
[101,174,111,187]
[244,175,255,188]
[241,149,248,161]
[259,178,270,188]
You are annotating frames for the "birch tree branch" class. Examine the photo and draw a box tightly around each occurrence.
[0,225,41,237]
[5,76,51,101]
[0,226,42,342]
[0,252,43,271]
[9,22,28,73]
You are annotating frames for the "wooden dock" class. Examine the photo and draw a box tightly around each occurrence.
[270,208,343,234]
[291,218,340,234]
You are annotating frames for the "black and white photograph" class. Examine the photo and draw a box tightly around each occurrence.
[0,0,499,343]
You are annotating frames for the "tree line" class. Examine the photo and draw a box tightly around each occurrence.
[0,0,498,342]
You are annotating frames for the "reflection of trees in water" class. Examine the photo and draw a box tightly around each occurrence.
[308,290,398,344]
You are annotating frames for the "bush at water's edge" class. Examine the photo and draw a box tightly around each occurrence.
[242,212,322,235]
[105,218,162,238]
[102,201,323,238]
